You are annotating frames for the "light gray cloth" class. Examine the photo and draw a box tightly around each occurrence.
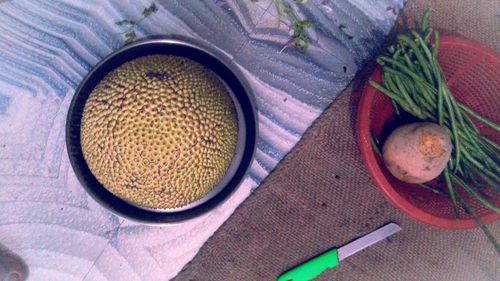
[0,0,402,280]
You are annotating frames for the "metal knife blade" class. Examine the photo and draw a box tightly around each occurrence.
[337,222,402,261]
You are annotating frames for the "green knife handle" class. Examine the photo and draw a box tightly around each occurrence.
[277,249,339,281]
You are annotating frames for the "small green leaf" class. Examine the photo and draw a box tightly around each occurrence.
[301,19,312,28]
[282,3,294,19]
[124,31,137,44]
[142,3,158,17]
[339,24,354,39]
[291,20,312,50]
[115,19,135,26]
[275,0,314,51]
[294,38,309,50]
[294,32,311,50]
[294,20,311,35]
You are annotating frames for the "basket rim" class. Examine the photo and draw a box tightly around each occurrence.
[357,35,500,229]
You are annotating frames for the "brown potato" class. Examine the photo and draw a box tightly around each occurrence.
[382,122,452,183]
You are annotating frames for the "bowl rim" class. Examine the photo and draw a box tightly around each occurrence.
[357,35,500,229]
[66,35,258,225]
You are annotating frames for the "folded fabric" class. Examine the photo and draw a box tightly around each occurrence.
[0,0,402,279]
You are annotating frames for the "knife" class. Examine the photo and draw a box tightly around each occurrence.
[277,222,402,281]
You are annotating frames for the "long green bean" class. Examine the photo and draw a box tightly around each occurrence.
[456,193,500,254]
[417,183,448,197]
[370,8,499,250]
[444,168,460,218]
[459,104,500,132]
[397,34,434,83]
[453,175,500,213]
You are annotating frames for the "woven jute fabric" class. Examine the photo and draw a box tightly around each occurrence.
[174,1,500,280]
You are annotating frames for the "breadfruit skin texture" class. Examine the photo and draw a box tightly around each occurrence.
[81,55,238,209]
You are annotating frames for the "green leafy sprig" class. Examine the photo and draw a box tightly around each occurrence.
[115,3,158,44]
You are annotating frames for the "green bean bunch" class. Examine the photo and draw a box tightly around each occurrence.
[369,9,500,252]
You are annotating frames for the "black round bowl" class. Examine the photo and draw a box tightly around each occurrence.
[66,36,257,224]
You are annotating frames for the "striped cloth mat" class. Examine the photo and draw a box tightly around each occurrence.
[0,0,402,280]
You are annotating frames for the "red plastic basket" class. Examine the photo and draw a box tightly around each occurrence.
[357,35,500,229]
